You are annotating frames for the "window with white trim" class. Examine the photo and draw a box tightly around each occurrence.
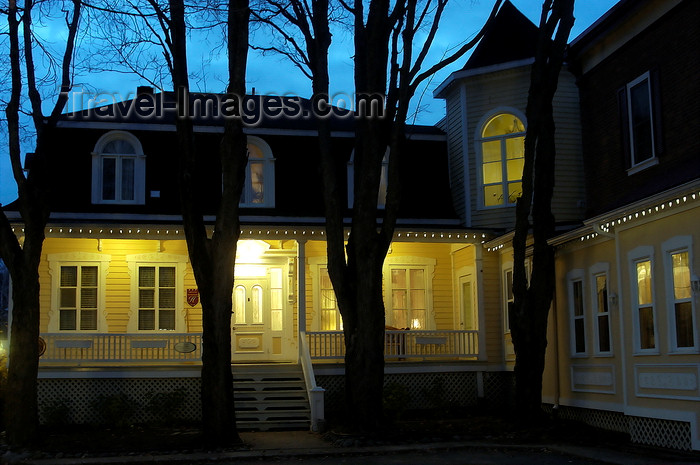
[592,268,612,355]
[320,267,342,331]
[137,265,176,330]
[567,270,586,355]
[662,236,697,351]
[59,265,98,330]
[503,267,514,332]
[347,148,389,209]
[241,136,275,207]
[629,246,657,352]
[384,257,435,330]
[92,131,146,204]
[618,71,663,174]
[477,112,525,207]
[48,252,110,332]
[126,253,187,332]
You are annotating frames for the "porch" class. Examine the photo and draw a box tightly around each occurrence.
[38,329,480,365]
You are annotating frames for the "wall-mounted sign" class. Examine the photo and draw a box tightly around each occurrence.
[186,288,199,307]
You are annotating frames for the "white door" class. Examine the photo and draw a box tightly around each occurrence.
[232,277,271,361]
[231,267,289,361]
[459,275,478,331]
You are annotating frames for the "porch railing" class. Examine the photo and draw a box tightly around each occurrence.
[39,333,202,363]
[306,330,479,360]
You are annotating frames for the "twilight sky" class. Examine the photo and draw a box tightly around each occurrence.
[0,0,619,206]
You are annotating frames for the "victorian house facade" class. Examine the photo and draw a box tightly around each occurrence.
[4,0,699,451]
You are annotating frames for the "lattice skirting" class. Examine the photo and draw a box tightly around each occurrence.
[38,377,201,425]
[550,405,693,452]
[316,371,515,414]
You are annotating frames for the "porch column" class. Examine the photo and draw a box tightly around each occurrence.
[296,239,307,335]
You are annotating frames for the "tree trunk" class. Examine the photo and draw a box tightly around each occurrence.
[4,263,41,446]
[341,240,387,430]
[510,0,574,419]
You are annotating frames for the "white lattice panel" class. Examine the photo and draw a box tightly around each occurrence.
[629,415,692,451]
[554,405,693,452]
[317,372,482,413]
[38,378,201,424]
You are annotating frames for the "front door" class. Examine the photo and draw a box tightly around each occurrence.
[231,267,289,361]
[232,277,271,361]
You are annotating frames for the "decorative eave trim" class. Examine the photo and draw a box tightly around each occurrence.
[584,180,700,234]
[433,58,535,99]
[549,179,700,247]
[8,220,493,244]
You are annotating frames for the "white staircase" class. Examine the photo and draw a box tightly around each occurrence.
[233,364,311,431]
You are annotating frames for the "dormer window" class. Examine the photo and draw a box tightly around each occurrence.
[347,148,389,209]
[91,131,146,205]
[241,136,275,208]
[477,112,526,208]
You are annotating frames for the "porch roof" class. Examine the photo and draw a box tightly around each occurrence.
[8,216,496,243]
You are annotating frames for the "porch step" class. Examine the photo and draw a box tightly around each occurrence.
[232,364,311,431]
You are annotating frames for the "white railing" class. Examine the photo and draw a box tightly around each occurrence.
[306,330,479,360]
[39,333,202,363]
[299,331,325,432]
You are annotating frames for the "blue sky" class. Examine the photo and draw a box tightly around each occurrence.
[0,0,619,206]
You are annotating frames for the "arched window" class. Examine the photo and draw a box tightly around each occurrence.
[347,148,389,209]
[241,136,275,207]
[91,131,146,204]
[477,113,525,207]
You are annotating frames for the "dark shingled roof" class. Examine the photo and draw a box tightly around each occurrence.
[463,0,540,71]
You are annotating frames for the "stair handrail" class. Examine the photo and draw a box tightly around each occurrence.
[299,330,325,432]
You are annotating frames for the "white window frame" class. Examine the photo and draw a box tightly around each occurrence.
[309,258,343,332]
[567,269,587,356]
[628,246,659,354]
[662,236,698,353]
[626,71,659,173]
[383,256,436,330]
[590,262,613,356]
[240,136,275,208]
[347,147,389,209]
[47,252,111,332]
[91,131,146,205]
[502,262,514,334]
[126,253,188,333]
[474,108,527,209]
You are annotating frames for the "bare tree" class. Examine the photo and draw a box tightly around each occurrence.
[169,0,250,445]
[84,0,250,444]
[0,0,82,447]
[254,0,501,431]
[510,0,575,419]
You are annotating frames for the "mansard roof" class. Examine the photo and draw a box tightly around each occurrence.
[61,90,444,137]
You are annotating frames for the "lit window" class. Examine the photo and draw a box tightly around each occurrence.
[138,266,176,331]
[59,265,98,331]
[126,253,187,333]
[635,259,656,350]
[479,113,525,207]
[241,137,275,207]
[320,268,342,331]
[390,268,426,329]
[91,131,146,204]
[662,236,697,352]
[670,251,694,348]
[48,252,110,333]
